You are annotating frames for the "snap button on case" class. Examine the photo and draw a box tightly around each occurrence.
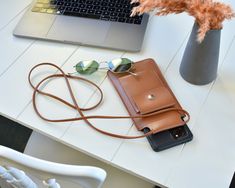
[132,87,175,115]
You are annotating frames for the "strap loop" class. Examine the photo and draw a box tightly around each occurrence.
[28,63,190,139]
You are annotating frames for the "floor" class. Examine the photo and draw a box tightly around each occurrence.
[0,115,32,152]
[25,131,156,188]
[230,172,235,188]
[0,116,156,188]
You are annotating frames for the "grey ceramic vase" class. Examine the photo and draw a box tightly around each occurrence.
[179,22,221,85]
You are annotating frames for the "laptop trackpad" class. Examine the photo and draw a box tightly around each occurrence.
[47,16,110,44]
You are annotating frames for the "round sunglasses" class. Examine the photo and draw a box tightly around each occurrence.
[71,58,135,75]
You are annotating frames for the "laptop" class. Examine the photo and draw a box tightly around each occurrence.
[13,0,149,52]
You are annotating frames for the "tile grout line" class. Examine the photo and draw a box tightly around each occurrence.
[164,141,186,186]
[59,50,134,164]
[164,30,191,74]
[16,45,80,121]
[189,34,235,132]
[105,50,135,163]
[58,51,138,177]
[110,123,134,162]
[167,33,235,134]
[0,40,36,78]
[164,33,235,187]
[109,45,139,161]
[114,28,191,182]
[60,52,126,139]
[218,35,235,72]
[108,124,164,187]
[59,73,108,139]
[99,30,192,167]
[108,40,139,162]
[0,4,30,32]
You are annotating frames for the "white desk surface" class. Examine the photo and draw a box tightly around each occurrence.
[1,0,235,187]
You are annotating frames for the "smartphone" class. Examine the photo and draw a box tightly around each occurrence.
[143,124,193,152]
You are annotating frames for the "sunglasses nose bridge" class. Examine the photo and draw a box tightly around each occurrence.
[73,58,133,75]
[98,61,108,69]
[99,61,108,64]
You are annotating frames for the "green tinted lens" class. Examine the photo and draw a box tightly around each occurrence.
[75,60,99,75]
[114,63,132,73]
[112,58,132,73]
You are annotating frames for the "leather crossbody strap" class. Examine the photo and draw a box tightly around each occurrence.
[28,62,190,139]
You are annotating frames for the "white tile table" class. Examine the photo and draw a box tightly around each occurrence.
[1,1,235,187]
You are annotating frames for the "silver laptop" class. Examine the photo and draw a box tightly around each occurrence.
[13,0,149,52]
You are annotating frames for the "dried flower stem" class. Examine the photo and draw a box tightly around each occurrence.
[131,0,235,42]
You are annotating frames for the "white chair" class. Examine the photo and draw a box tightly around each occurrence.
[0,145,106,188]
[24,132,156,188]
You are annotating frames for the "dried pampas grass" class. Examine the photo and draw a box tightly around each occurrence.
[131,0,235,42]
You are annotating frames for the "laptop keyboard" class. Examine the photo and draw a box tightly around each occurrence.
[32,0,143,24]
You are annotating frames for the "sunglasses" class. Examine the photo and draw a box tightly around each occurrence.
[71,58,136,75]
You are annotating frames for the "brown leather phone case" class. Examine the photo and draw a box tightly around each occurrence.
[107,58,186,134]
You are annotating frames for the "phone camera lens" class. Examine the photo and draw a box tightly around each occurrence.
[170,126,187,139]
